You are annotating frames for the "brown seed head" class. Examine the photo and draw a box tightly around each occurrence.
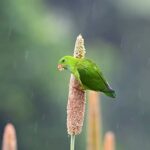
[2,123,17,150]
[67,34,86,135]
[104,131,116,150]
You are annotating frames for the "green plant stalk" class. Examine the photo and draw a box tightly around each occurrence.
[70,135,75,150]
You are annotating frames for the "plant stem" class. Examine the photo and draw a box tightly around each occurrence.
[70,134,75,150]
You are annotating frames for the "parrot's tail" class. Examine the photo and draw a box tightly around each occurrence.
[105,90,116,98]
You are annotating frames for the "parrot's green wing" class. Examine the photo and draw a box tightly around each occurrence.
[76,59,116,98]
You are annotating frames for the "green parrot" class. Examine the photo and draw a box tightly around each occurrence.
[58,56,116,98]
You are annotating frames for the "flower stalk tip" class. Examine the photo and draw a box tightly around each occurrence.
[104,131,116,150]
[2,123,17,150]
[73,34,86,58]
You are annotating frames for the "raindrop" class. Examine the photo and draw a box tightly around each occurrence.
[13,61,17,69]
[141,109,145,115]
[116,123,120,129]
[137,43,141,49]
[42,114,46,121]
[33,122,38,133]
[147,58,150,66]
[120,36,128,50]
[130,117,135,122]
[138,88,142,99]
[7,26,12,41]
[31,92,34,98]
[25,51,29,61]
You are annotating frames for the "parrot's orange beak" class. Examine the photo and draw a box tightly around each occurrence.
[57,64,64,71]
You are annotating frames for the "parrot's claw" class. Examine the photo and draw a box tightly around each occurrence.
[72,86,84,92]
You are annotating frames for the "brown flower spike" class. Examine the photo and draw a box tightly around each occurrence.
[67,34,86,135]
[104,131,116,150]
[87,91,101,150]
[2,123,17,150]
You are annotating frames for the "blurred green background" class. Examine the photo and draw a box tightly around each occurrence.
[0,0,150,149]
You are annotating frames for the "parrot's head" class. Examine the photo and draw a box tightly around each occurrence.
[57,56,76,71]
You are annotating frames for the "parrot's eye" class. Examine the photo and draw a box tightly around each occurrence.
[61,59,65,63]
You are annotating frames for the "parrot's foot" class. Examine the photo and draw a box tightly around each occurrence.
[72,86,84,92]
